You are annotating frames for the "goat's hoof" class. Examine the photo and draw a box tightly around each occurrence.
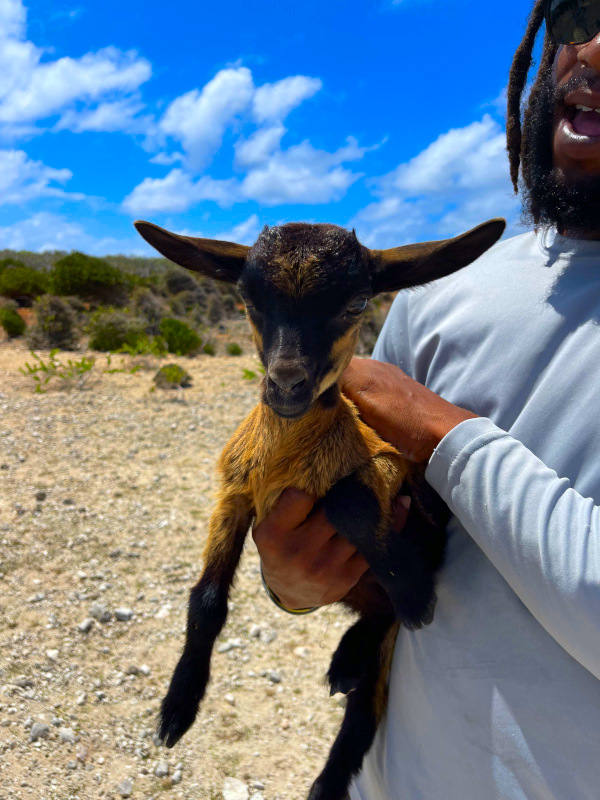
[307,776,348,800]
[328,674,360,697]
[157,693,199,749]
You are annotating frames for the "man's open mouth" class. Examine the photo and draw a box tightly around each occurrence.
[564,102,600,138]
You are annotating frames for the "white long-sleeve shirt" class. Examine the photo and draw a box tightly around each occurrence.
[350,229,600,800]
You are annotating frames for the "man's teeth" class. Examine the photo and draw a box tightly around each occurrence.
[575,104,600,113]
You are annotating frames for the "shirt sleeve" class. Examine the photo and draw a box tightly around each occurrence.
[426,416,600,680]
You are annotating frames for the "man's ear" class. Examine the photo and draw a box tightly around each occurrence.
[134,220,250,284]
[369,218,506,294]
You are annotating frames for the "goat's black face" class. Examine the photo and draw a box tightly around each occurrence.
[240,224,372,418]
[133,217,506,418]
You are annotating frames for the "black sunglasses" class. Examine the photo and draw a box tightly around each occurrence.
[545,0,600,44]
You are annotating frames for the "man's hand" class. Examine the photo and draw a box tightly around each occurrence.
[253,488,411,611]
[341,358,478,463]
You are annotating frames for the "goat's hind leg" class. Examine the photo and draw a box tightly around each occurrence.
[158,493,252,748]
[309,619,396,800]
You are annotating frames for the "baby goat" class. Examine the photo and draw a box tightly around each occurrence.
[135,217,505,800]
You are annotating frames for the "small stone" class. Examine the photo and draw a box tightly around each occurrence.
[125,665,139,676]
[35,491,46,502]
[59,727,78,744]
[171,768,183,785]
[280,718,290,730]
[117,779,133,798]
[90,603,111,623]
[63,498,75,506]
[76,692,87,706]
[51,717,63,727]
[46,649,59,661]
[267,670,281,684]
[15,678,34,689]
[222,777,249,800]
[154,760,169,778]
[67,760,77,770]
[249,624,261,638]
[293,646,309,659]
[251,781,265,791]
[29,722,50,742]
[224,693,235,706]
[76,746,88,763]
[250,794,264,800]
[77,618,94,634]
[23,717,33,729]
[260,628,277,644]
[217,637,244,653]
[114,607,134,622]
[139,664,151,676]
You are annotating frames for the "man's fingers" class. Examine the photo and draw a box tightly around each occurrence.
[391,494,411,532]
[252,488,316,545]
[341,552,370,586]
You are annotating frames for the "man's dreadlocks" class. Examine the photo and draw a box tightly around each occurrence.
[506,0,559,192]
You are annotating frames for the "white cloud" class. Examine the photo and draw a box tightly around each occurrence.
[0,0,151,136]
[353,115,520,247]
[213,214,261,245]
[149,151,184,166]
[122,169,238,215]
[240,137,366,205]
[0,148,80,205]
[235,124,286,167]
[55,98,148,134]
[159,67,255,170]
[252,76,322,123]
[0,211,120,253]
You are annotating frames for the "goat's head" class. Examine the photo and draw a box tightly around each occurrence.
[135,218,505,419]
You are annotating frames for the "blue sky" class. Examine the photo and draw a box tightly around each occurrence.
[0,0,538,255]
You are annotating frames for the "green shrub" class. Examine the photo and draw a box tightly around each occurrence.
[169,288,207,317]
[202,341,215,356]
[27,296,78,350]
[153,363,192,390]
[20,349,95,393]
[0,307,26,337]
[52,252,129,304]
[158,318,201,356]
[118,333,167,357]
[88,309,145,352]
[0,264,49,305]
[0,257,26,275]
[163,266,198,296]
[227,342,243,356]
[206,295,223,325]
[131,286,164,334]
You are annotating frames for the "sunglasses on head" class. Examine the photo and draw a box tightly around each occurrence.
[545,0,600,44]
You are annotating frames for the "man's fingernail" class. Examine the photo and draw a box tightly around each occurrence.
[399,495,411,511]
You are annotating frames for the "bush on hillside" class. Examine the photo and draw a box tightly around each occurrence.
[0,264,50,305]
[0,306,26,338]
[159,317,201,356]
[206,295,223,325]
[0,257,27,275]
[27,295,78,350]
[226,342,243,356]
[163,265,198,296]
[131,287,164,334]
[88,309,145,352]
[52,252,130,304]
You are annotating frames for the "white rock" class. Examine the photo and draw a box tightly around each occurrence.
[117,779,133,797]
[77,618,94,634]
[154,759,169,777]
[293,646,309,659]
[29,722,49,742]
[224,693,235,706]
[114,607,134,622]
[260,629,277,644]
[59,727,78,744]
[46,649,59,661]
[171,768,183,785]
[223,777,249,800]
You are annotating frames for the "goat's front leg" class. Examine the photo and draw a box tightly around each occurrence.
[158,493,252,748]
[323,459,443,629]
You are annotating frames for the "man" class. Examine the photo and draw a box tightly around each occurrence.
[254,1,600,798]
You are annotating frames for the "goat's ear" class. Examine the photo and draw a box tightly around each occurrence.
[134,220,250,284]
[369,218,506,294]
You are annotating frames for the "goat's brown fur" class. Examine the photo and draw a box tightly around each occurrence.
[134,216,505,800]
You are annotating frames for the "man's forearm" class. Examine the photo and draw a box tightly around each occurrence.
[426,416,600,680]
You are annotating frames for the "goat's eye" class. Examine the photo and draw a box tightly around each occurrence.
[345,296,368,316]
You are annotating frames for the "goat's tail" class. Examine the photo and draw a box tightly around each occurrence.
[157,493,252,748]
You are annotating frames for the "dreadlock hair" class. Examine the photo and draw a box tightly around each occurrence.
[506,0,559,192]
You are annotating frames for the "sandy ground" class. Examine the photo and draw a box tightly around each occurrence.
[0,341,356,800]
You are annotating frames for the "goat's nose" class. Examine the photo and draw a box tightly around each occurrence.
[269,362,308,391]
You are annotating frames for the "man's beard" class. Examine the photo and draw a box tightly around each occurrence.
[522,70,600,236]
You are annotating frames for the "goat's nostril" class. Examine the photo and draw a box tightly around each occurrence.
[269,364,308,392]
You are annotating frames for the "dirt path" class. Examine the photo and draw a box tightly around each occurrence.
[0,342,354,800]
